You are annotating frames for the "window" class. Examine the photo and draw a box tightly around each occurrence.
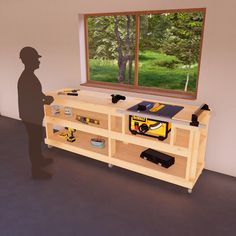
[83,9,206,99]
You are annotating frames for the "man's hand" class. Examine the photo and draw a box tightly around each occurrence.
[43,95,54,105]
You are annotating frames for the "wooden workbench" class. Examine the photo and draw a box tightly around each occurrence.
[44,89,211,193]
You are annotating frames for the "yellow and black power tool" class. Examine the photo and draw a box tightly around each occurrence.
[129,116,171,141]
[65,127,76,142]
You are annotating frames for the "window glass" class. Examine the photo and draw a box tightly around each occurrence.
[138,12,204,92]
[87,15,136,85]
[85,9,205,98]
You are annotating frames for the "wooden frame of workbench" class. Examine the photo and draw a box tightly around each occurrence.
[44,90,211,193]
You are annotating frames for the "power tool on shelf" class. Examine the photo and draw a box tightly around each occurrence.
[65,127,76,142]
[129,116,171,141]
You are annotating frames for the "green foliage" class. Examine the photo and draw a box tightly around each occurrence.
[162,12,204,65]
[139,14,171,51]
[153,59,179,69]
[88,15,136,60]
[138,51,196,91]
[89,59,134,84]
[87,10,204,92]
[88,16,117,59]
[89,51,197,92]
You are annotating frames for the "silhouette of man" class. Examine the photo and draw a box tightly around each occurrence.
[18,46,54,179]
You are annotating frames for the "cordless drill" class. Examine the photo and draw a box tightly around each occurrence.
[65,127,76,142]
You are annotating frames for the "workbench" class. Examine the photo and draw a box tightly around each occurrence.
[44,89,211,193]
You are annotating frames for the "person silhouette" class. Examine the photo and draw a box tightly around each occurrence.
[18,46,54,179]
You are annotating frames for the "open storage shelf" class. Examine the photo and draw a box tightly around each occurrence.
[44,90,211,192]
[111,141,187,179]
[45,105,108,129]
[110,131,189,157]
[46,129,109,163]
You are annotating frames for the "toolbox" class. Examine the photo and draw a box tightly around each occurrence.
[140,148,175,168]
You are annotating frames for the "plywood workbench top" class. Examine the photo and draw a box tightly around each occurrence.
[47,89,208,125]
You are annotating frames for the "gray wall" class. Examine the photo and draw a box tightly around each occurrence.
[0,0,236,177]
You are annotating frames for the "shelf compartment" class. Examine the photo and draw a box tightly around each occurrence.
[45,129,109,162]
[45,105,108,129]
[124,116,192,149]
[44,116,109,137]
[110,116,122,133]
[113,141,186,177]
[172,128,190,148]
[110,131,189,157]
[71,108,108,129]
[110,141,194,188]
[124,114,171,143]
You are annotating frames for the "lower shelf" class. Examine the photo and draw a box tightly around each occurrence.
[45,130,109,163]
[112,141,187,178]
[45,134,203,190]
[110,141,201,188]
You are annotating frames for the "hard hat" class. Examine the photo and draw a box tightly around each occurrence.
[19,46,42,60]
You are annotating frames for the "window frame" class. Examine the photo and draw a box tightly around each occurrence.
[82,8,206,100]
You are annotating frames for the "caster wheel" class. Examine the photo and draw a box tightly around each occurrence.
[47,145,53,149]
[188,189,192,194]
[108,163,113,168]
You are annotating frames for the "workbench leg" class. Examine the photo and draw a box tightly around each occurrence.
[108,139,116,157]
[189,130,200,179]
[185,131,194,180]
[170,126,177,146]
[122,114,126,134]
[45,123,54,138]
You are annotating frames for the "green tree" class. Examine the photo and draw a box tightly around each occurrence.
[88,16,116,60]
[139,14,171,52]
[162,12,204,91]
[88,15,135,83]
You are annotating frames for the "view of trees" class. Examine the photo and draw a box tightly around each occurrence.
[88,15,136,83]
[87,11,204,93]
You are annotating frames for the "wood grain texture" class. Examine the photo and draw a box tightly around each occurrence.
[44,89,211,190]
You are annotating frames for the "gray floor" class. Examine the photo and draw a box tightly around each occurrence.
[0,116,236,236]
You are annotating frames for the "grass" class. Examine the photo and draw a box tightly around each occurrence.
[89,51,198,92]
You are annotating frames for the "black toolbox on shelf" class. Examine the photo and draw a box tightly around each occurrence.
[140,148,175,168]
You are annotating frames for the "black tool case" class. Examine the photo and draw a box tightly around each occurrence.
[140,148,175,168]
